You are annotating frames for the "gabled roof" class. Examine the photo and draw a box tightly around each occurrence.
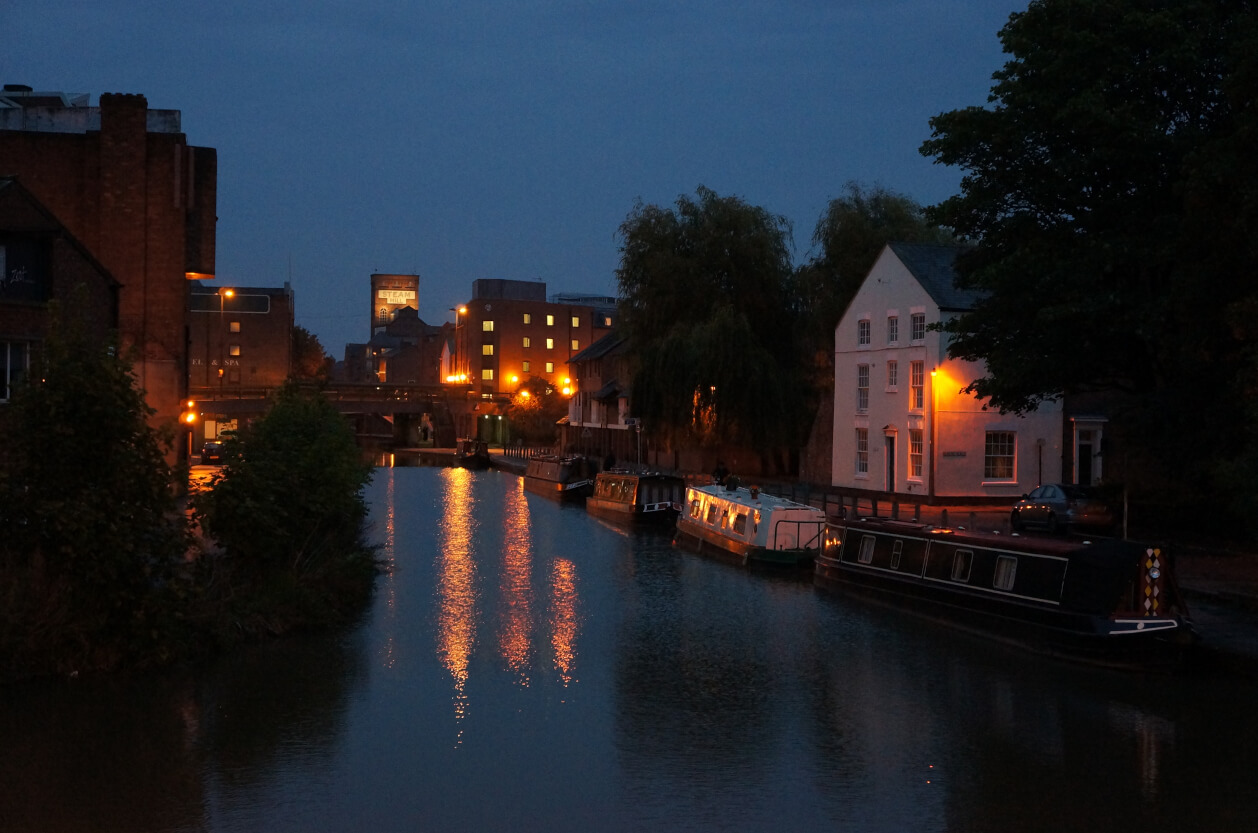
[568,330,628,364]
[886,242,980,312]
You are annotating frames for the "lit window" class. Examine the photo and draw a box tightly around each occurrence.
[546,314,555,326]
[523,313,532,324]
[857,364,869,412]
[887,360,898,389]
[545,362,554,373]
[909,428,923,478]
[733,513,747,535]
[229,321,241,333]
[855,428,868,474]
[522,361,531,372]
[602,315,612,326]
[482,344,494,356]
[985,431,1016,480]
[523,336,531,348]
[229,345,241,357]
[571,339,579,350]
[482,368,494,381]
[857,319,870,346]
[911,313,926,341]
[546,338,554,349]
[910,361,924,410]
[571,315,580,327]
[887,316,898,344]
[994,555,1017,591]
[482,320,495,332]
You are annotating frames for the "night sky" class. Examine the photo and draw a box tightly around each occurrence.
[5,1,1025,353]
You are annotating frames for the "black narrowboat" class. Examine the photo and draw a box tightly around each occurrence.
[815,517,1195,670]
[455,438,491,469]
[522,455,595,503]
[586,470,685,526]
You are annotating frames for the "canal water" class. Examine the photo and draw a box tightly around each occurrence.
[3,466,1257,832]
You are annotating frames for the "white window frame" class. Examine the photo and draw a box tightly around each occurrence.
[857,364,869,412]
[886,360,898,390]
[984,431,1017,481]
[855,428,869,476]
[887,315,899,345]
[857,319,871,347]
[910,361,924,411]
[910,313,926,342]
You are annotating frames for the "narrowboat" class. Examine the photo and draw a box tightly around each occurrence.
[455,438,491,469]
[586,470,685,526]
[815,517,1195,670]
[673,481,827,567]
[522,454,595,502]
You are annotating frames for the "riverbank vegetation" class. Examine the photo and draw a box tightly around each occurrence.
[0,319,377,679]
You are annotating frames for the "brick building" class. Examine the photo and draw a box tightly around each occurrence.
[0,85,217,433]
[449,279,615,397]
[0,177,119,399]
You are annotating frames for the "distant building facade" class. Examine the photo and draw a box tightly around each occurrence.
[187,281,294,392]
[0,85,217,433]
[449,279,616,397]
[370,273,419,334]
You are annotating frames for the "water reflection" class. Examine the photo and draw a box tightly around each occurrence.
[498,477,534,685]
[435,467,479,743]
[550,558,580,687]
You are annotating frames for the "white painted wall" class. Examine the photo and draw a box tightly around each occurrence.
[831,246,1062,499]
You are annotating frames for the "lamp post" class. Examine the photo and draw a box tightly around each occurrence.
[928,367,937,502]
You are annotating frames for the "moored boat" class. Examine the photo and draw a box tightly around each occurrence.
[815,516,1195,670]
[522,454,595,502]
[455,438,491,469]
[673,481,827,567]
[587,470,685,526]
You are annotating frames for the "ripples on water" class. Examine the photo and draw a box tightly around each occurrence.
[1,467,1256,832]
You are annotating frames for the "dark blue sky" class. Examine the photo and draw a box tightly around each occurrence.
[6,1,1024,352]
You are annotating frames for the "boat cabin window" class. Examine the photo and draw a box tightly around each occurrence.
[951,550,973,583]
[890,540,903,570]
[733,513,748,535]
[706,504,719,525]
[690,499,702,519]
[858,535,876,564]
[994,555,1017,591]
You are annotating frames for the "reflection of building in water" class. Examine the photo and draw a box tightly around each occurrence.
[550,559,579,686]
[436,468,478,744]
[499,478,534,685]
[378,469,399,671]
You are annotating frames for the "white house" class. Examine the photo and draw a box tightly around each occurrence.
[832,242,1063,500]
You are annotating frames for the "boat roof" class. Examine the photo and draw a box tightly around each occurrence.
[687,483,825,515]
[835,515,1153,559]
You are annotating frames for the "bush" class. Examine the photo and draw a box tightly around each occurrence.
[0,308,193,675]
[193,383,377,633]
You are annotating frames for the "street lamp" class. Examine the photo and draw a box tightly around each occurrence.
[928,367,938,502]
[218,288,234,396]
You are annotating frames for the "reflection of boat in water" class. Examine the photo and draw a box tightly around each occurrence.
[523,455,595,502]
[815,516,1196,671]
[455,438,491,469]
[586,470,685,526]
[673,481,826,567]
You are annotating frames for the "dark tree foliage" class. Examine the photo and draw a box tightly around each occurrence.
[193,383,375,627]
[616,186,804,448]
[795,182,953,363]
[503,375,569,445]
[921,0,1258,507]
[292,325,333,381]
[0,304,192,674]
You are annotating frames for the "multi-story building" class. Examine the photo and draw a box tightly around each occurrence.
[833,242,1063,500]
[448,279,615,398]
[0,177,119,400]
[188,281,294,391]
[0,85,217,434]
[370,273,419,334]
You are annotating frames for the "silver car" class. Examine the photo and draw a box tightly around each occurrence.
[1010,484,1115,533]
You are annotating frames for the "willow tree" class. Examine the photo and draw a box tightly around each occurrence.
[615,186,804,449]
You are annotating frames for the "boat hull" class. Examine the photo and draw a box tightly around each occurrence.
[674,520,813,567]
[815,519,1195,671]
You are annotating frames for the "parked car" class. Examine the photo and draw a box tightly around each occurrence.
[1011,484,1114,533]
[200,441,224,465]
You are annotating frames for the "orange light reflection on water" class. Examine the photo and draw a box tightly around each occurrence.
[379,468,399,671]
[436,467,478,745]
[499,477,534,686]
[550,558,580,687]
